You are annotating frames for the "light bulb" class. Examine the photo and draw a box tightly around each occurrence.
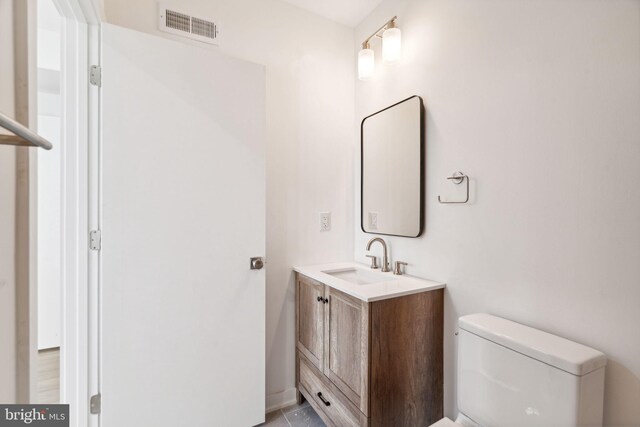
[358,48,375,80]
[382,27,401,63]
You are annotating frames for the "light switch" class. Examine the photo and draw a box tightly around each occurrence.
[369,212,378,230]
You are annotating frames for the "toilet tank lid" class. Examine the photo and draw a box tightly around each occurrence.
[459,313,607,376]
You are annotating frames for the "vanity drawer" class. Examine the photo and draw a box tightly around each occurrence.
[299,355,364,427]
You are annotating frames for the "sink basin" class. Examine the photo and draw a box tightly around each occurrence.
[323,268,392,285]
[295,262,446,302]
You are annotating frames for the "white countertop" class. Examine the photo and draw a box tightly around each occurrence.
[293,261,445,302]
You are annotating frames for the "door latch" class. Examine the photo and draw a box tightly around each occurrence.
[250,257,264,270]
[90,393,101,414]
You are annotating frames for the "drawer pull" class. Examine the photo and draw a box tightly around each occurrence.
[317,296,323,302]
[317,392,331,406]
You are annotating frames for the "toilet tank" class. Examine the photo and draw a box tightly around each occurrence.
[457,314,607,427]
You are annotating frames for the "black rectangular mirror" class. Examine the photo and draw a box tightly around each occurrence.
[361,96,424,237]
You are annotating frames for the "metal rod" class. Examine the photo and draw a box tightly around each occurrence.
[0,111,53,150]
[362,16,398,48]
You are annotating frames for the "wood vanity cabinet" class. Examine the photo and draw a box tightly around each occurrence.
[295,273,444,427]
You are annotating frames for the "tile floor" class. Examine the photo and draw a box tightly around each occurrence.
[257,401,326,427]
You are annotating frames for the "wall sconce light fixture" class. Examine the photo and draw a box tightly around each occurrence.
[358,16,401,80]
[358,42,375,80]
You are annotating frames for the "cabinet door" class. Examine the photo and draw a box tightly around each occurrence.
[296,274,325,370]
[324,287,369,415]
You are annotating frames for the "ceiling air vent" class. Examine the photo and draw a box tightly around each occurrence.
[158,4,220,45]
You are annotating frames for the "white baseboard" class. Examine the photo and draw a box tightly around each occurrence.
[266,387,298,413]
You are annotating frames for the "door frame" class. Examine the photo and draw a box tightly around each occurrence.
[28,0,102,425]
[55,2,102,426]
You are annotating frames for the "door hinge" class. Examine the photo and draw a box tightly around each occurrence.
[90,393,101,414]
[89,230,101,251]
[90,65,102,87]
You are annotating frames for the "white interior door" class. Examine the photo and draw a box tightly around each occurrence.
[100,23,265,427]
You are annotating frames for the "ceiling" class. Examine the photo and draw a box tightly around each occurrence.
[280,0,383,27]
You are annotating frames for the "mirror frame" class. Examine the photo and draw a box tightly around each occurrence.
[360,95,425,238]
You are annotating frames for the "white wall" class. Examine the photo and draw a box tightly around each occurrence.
[355,1,640,426]
[36,0,62,350]
[103,0,355,410]
[36,112,61,349]
[0,0,18,403]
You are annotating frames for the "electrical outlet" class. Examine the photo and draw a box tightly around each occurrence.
[320,212,331,232]
[369,212,378,230]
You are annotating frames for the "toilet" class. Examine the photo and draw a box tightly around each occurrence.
[432,313,607,427]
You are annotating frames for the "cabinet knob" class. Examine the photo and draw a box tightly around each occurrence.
[323,297,329,304]
[317,296,323,302]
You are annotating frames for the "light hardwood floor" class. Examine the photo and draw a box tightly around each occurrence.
[37,347,60,403]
